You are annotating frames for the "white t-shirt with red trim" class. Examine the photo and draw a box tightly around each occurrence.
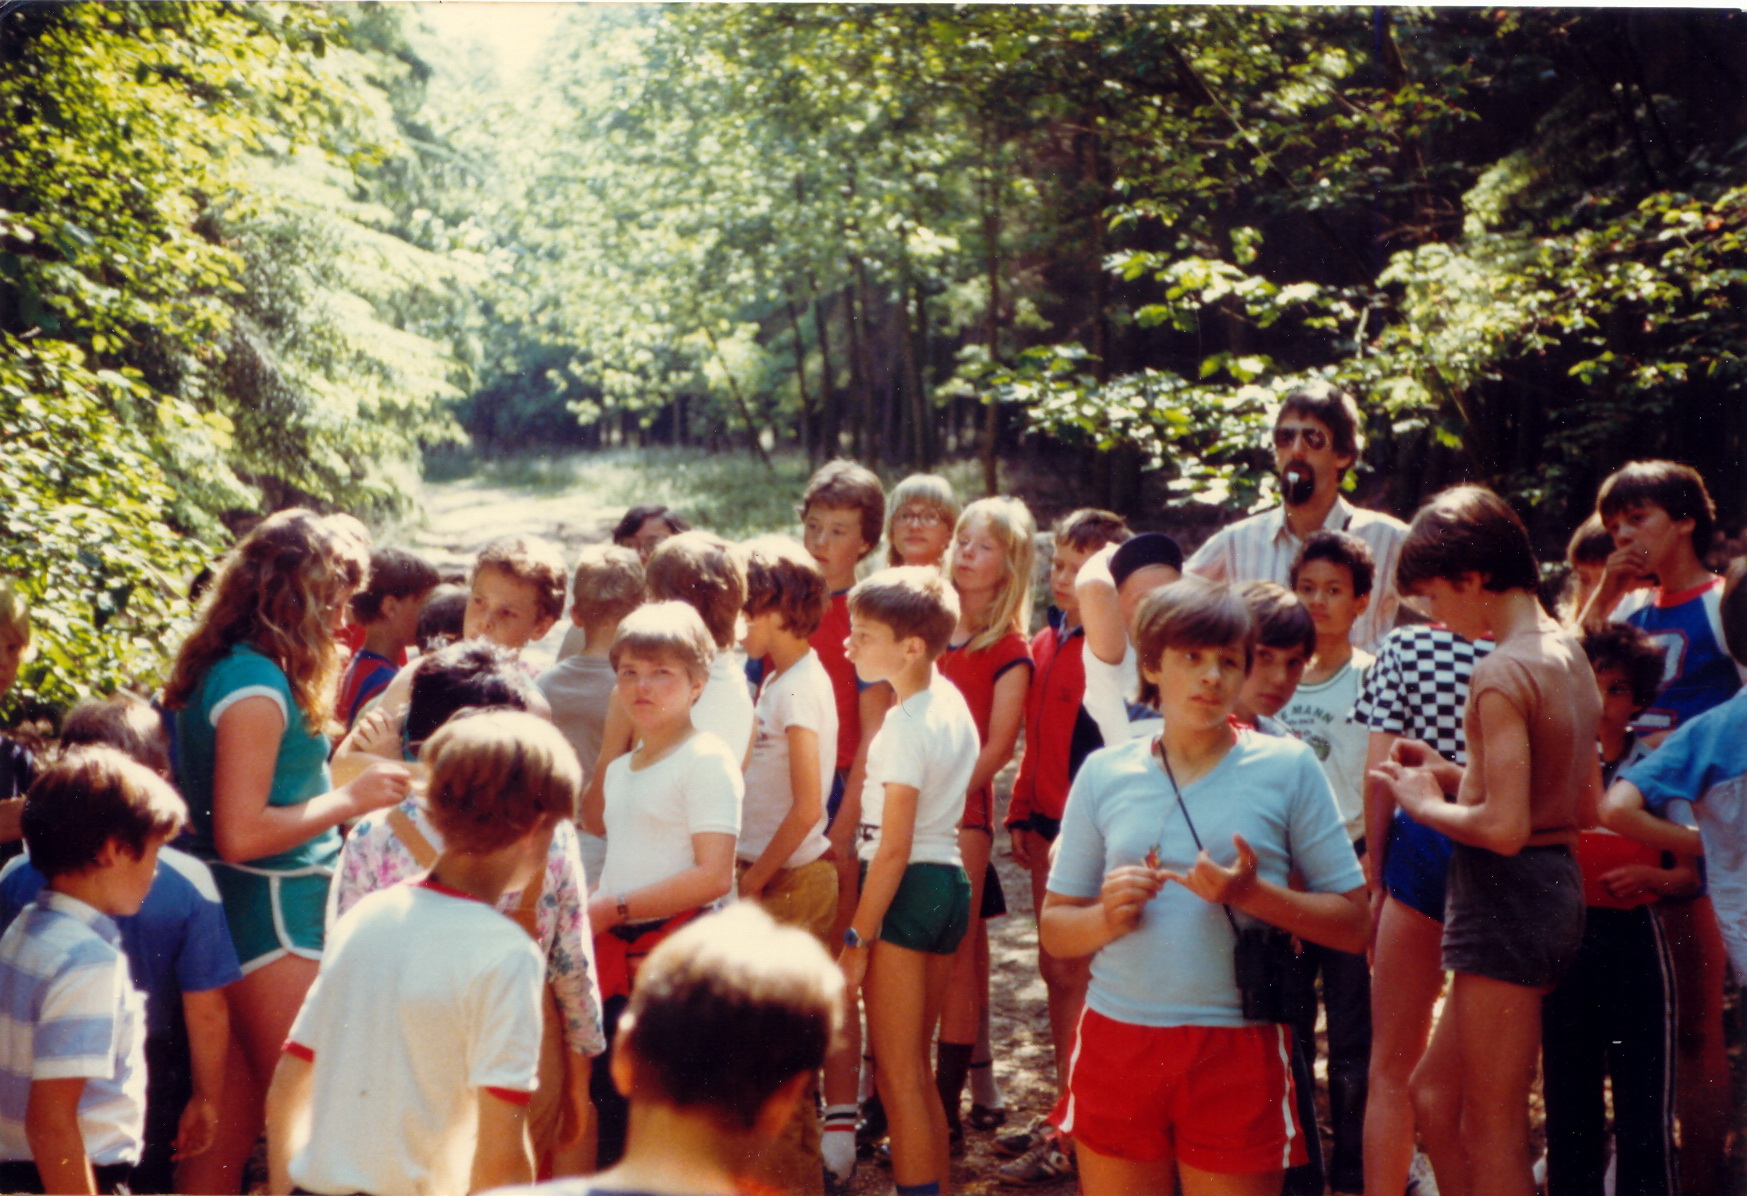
[286,879,545,1196]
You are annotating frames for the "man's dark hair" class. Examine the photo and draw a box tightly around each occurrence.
[1277,382,1364,461]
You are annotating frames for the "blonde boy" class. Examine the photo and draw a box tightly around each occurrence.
[267,711,580,1196]
[841,566,977,1196]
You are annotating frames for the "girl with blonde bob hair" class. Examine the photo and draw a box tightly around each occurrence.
[935,495,1038,1139]
[164,508,413,1193]
[885,473,962,569]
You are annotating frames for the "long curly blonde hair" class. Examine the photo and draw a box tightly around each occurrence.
[949,497,1036,652]
[164,509,371,732]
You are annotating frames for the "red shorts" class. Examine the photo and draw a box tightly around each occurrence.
[1051,1008,1306,1174]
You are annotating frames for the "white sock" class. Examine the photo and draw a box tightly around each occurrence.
[822,1104,858,1179]
[970,1059,1003,1108]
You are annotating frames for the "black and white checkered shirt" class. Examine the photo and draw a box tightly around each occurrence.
[1350,624,1493,766]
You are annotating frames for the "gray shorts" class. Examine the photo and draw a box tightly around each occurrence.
[1442,843,1585,990]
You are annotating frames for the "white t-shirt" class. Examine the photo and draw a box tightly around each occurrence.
[287,883,545,1196]
[1082,641,1164,746]
[740,652,838,870]
[1276,651,1372,841]
[857,672,978,866]
[596,731,744,898]
[694,649,755,766]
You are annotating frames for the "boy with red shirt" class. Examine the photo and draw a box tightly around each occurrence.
[998,510,1130,1184]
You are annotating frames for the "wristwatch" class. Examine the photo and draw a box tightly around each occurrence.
[843,927,866,949]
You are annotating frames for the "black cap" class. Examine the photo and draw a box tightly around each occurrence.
[1109,533,1185,589]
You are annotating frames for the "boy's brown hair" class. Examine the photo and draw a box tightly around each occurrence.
[743,535,829,638]
[24,747,187,878]
[799,460,885,557]
[1721,557,1747,668]
[351,547,441,624]
[645,532,747,650]
[421,709,581,855]
[416,584,469,655]
[846,566,960,659]
[1566,514,1613,567]
[1055,508,1133,554]
[1596,459,1716,559]
[1396,485,1540,596]
[473,535,568,624]
[621,902,842,1130]
[610,600,716,683]
[1133,578,1254,710]
[1241,581,1316,658]
[571,544,645,628]
[60,693,171,778]
[1580,623,1666,712]
[1290,530,1376,599]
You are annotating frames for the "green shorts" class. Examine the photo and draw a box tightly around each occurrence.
[861,861,971,955]
[211,863,333,973]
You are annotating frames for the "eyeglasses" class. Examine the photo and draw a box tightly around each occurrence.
[1272,425,1329,451]
[894,508,948,528]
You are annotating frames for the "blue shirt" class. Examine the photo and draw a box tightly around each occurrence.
[0,891,146,1165]
[1614,578,1747,733]
[0,848,240,1040]
[1622,688,1747,982]
[1049,731,1363,1028]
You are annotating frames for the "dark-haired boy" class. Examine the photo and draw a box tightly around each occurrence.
[1232,582,1316,734]
[482,902,843,1196]
[1280,532,1376,1196]
[0,747,188,1195]
[994,510,1130,1183]
[338,547,441,728]
[1585,460,1745,735]
[1076,533,1184,746]
[1602,557,1747,1196]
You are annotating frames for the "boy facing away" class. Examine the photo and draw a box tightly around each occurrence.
[483,902,844,1196]
[841,566,978,1196]
[267,710,582,1196]
[0,747,187,1196]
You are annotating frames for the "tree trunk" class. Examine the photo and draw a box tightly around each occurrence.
[784,288,814,459]
[811,279,840,459]
[701,323,775,472]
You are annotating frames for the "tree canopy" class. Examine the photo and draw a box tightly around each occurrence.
[3,3,1745,715]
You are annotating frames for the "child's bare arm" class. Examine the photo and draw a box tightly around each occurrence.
[741,725,824,897]
[581,691,633,839]
[827,685,892,865]
[1039,868,1163,959]
[1373,691,1532,855]
[174,987,228,1161]
[1600,780,1704,856]
[264,1051,312,1196]
[26,1077,93,1195]
[588,832,736,929]
[1076,549,1125,666]
[964,665,1030,798]
[470,1089,534,1192]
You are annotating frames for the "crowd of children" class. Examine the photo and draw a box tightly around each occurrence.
[0,386,1745,1196]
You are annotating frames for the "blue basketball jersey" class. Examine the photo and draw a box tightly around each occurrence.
[1613,577,1747,733]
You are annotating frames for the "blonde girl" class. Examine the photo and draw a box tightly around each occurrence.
[164,509,411,1193]
[934,496,1036,1141]
[886,474,961,569]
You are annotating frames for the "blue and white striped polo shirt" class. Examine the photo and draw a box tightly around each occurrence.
[0,890,145,1166]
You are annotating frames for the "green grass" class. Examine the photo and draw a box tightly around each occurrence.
[423,446,996,542]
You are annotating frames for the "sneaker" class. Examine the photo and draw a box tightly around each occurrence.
[1407,1151,1440,1196]
[996,1135,1075,1185]
[967,1102,1009,1131]
[823,1165,854,1196]
[994,1115,1052,1159]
